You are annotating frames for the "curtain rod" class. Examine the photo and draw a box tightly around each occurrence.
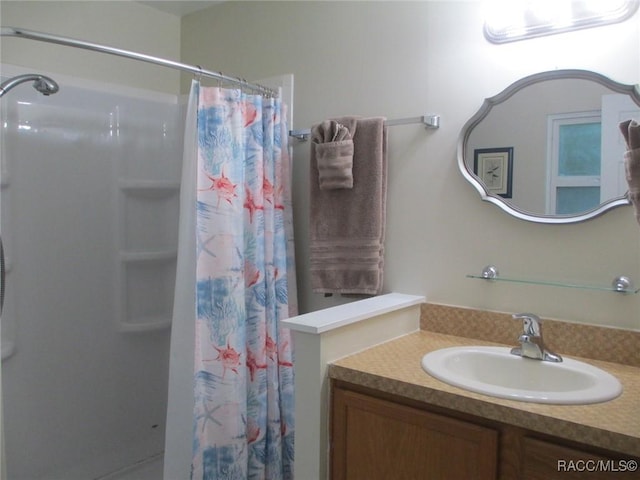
[289,114,441,141]
[0,26,277,97]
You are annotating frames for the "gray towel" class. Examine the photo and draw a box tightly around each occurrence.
[619,119,640,226]
[313,120,354,190]
[309,116,387,295]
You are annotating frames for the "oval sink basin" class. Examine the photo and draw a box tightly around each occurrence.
[421,346,622,405]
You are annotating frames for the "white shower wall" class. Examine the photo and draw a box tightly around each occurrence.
[1,65,181,479]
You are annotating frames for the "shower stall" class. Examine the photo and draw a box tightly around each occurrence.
[1,64,182,479]
[0,25,292,479]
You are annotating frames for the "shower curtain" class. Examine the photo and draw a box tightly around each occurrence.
[188,82,296,479]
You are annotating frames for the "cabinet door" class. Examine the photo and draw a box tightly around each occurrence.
[331,387,498,480]
[521,437,639,479]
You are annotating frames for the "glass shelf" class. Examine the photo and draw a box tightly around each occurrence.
[467,266,638,294]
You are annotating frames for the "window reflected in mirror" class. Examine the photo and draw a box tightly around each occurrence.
[549,113,602,215]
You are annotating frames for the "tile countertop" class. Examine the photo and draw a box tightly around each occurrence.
[329,330,640,457]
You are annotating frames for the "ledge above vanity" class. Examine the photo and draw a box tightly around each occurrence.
[281,292,425,334]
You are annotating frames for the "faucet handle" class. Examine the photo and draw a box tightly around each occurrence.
[512,313,542,336]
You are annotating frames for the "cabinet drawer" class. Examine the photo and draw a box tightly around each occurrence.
[331,386,498,480]
[521,437,639,479]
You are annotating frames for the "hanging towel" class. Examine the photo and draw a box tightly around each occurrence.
[313,120,355,189]
[309,116,387,295]
[619,119,640,226]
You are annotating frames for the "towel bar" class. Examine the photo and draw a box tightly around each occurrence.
[289,114,440,141]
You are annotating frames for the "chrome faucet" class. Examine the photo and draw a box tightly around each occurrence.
[510,313,562,362]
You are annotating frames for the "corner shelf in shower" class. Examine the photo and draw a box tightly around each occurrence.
[117,180,180,333]
[120,250,177,262]
[117,249,177,333]
[467,265,639,295]
[1,339,16,361]
[118,179,180,197]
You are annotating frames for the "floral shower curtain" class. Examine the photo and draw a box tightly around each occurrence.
[192,85,296,479]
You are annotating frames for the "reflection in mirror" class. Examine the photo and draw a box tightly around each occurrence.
[458,70,640,224]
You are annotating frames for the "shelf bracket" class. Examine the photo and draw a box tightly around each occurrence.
[481,265,499,279]
[612,276,634,293]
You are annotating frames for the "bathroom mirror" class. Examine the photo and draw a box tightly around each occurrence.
[458,70,640,223]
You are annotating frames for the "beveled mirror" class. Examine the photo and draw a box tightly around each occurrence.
[458,70,640,223]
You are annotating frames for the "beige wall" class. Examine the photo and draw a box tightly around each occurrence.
[0,0,181,93]
[182,1,640,329]
[1,1,637,328]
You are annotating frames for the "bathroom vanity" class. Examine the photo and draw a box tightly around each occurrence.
[329,304,640,479]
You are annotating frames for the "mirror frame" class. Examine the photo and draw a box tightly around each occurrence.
[457,69,640,224]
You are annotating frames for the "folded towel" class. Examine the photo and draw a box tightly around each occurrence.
[619,119,640,226]
[313,120,354,190]
[309,116,387,295]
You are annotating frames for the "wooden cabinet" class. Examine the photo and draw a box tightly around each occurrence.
[331,385,499,479]
[331,381,639,480]
[520,437,639,479]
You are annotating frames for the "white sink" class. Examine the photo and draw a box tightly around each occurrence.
[421,346,622,404]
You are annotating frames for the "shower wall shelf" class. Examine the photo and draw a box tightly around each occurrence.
[117,180,179,333]
[120,250,177,262]
[468,265,638,295]
[117,251,177,333]
[118,179,180,196]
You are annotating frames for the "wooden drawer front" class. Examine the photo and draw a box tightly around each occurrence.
[521,437,639,480]
[332,387,498,480]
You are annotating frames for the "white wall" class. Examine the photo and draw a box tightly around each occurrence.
[181,1,640,330]
[0,0,182,93]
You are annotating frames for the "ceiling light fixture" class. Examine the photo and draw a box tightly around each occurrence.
[484,0,639,43]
